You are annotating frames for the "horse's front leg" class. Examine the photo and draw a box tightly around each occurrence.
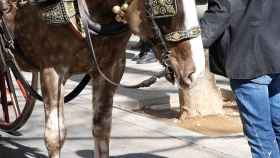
[91,60,125,158]
[41,68,66,158]
[91,77,115,158]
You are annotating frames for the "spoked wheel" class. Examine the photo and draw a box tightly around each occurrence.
[0,68,38,132]
[0,16,40,132]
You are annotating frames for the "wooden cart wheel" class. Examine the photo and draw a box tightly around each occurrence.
[0,69,38,132]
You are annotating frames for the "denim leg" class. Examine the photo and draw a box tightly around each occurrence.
[269,74,280,150]
[230,79,280,158]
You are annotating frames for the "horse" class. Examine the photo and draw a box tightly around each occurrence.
[1,0,205,157]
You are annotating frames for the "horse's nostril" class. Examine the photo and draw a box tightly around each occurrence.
[188,71,195,82]
[179,71,194,87]
[185,77,192,86]
[177,69,196,88]
[188,71,194,78]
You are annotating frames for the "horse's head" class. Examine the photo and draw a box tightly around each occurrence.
[81,0,205,88]
[126,0,205,88]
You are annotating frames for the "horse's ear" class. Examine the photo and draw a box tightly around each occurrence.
[126,0,142,35]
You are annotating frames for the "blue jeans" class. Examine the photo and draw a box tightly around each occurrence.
[230,74,280,158]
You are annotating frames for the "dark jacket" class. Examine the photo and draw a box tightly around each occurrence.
[200,0,280,79]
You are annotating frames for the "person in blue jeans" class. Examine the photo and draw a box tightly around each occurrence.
[200,0,280,157]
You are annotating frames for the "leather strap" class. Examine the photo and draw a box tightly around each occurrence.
[164,26,201,42]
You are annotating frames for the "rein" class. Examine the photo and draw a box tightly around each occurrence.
[144,0,175,82]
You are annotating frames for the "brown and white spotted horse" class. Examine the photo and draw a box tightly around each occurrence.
[1,0,205,157]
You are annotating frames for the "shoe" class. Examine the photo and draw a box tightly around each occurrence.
[136,50,157,64]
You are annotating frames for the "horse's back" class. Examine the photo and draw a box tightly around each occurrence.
[10,3,130,75]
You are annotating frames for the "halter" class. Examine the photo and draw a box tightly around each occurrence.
[147,0,201,41]
[144,0,201,82]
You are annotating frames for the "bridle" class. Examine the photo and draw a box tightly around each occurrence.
[78,0,201,88]
[143,0,201,82]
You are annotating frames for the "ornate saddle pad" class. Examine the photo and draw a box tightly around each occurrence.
[151,0,177,18]
[39,0,84,36]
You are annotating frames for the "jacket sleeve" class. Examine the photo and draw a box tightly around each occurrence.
[200,0,231,48]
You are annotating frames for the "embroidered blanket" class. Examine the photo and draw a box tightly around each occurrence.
[40,0,84,36]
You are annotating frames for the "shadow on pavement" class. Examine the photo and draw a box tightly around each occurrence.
[77,150,167,158]
[0,138,47,158]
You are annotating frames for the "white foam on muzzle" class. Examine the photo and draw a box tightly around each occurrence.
[183,0,205,81]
